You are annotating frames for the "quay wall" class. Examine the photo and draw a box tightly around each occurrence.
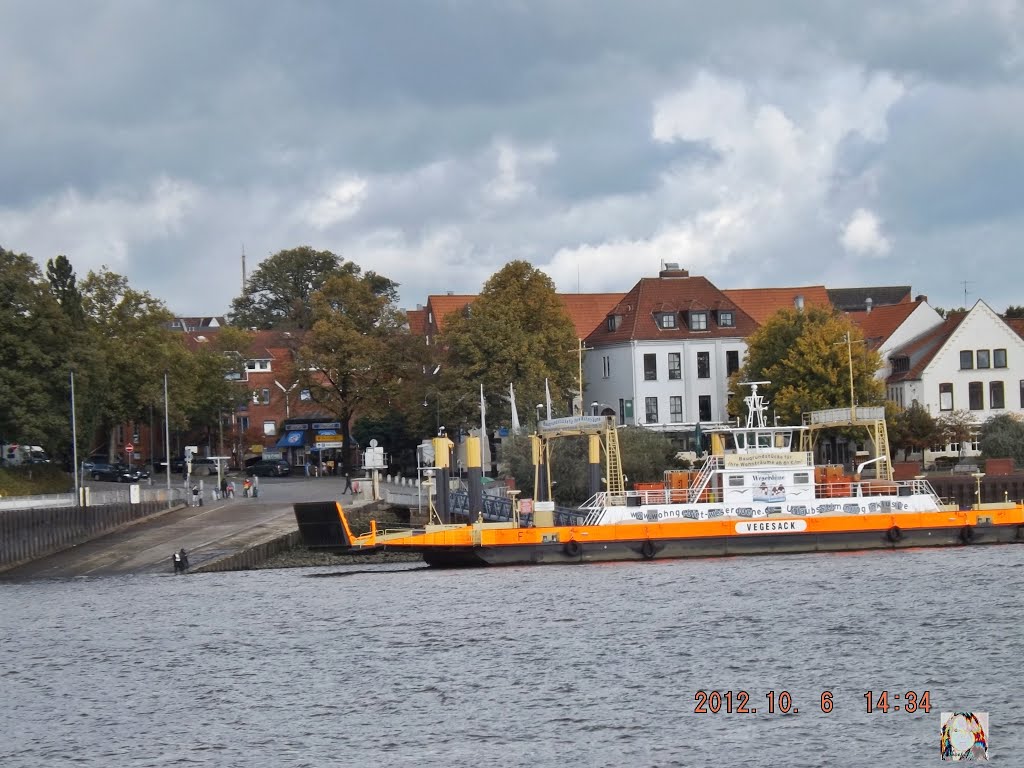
[0,500,179,573]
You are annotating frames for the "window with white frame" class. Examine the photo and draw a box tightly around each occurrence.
[263,420,277,436]
[689,311,708,331]
[718,310,734,327]
[657,312,677,329]
[261,388,271,405]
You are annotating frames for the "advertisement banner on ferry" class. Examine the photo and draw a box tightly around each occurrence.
[723,452,809,468]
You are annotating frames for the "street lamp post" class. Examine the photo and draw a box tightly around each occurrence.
[70,369,79,504]
[274,380,299,419]
[163,370,172,496]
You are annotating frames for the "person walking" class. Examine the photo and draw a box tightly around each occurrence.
[343,472,354,495]
[191,484,201,507]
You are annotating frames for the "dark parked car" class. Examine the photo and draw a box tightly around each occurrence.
[85,461,148,483]
[249,459,291,477]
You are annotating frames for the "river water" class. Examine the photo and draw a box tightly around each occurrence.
[1,544,1021,767]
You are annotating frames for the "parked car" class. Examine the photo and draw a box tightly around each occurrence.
[249,459,291,477]
[85,461,148,483]
[151,457,185,474]
[187,457,221,476]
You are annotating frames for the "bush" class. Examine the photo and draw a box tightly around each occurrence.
[0,465,74,497]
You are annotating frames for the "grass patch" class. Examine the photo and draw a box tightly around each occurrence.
[0,466,74,497]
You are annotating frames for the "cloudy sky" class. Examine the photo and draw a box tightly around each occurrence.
[2,1,1022,316]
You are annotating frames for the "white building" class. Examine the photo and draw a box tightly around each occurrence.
[885,301,1024,460]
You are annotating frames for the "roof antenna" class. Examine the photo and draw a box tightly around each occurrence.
[961,279,973,308]
[241,243,247,293]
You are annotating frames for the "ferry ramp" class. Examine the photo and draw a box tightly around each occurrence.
[0,475,381,579]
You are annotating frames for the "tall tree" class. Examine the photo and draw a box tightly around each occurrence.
[79,268,184,456]
[979,413,1024,466]
[1003,305,1024,319]
[731,306,884,426]
[46,254,86,329]
[228,246,398,330]
[935,410,976,459]
[0,246,74,449]
[439,260,578,429]
[297,268,416,472]
[888,402,938,461]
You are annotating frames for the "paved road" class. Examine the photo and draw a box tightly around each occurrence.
[2,475,365,579]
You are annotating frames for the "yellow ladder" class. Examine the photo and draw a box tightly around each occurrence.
[604,425,626,501]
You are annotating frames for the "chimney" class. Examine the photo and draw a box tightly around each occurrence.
[865,297,873,313]
[658,262,689,278]
[915,294,928,303]
[794,295,805,311]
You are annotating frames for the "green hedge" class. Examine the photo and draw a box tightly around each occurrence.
[0,466,73,497]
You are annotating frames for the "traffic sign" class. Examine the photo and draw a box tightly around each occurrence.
[125,442,135,453]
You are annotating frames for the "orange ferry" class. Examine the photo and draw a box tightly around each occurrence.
[294,383,1024,567]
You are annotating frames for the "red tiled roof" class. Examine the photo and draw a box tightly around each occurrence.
[846,301,922,350]
[1005,317,1024,340]
[887,313,966,382]
[423,292,626,339]
[425,295,477,334]
[586,276,757,343]
[557,293,628,338]
[722,286,831,325]
[405,308,428,336]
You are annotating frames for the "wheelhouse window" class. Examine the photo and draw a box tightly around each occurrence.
[977,349,991,369]
[643,353,657,381]
[669,396,683,423]
[689,311,708,331]
[697,352,710,379]
[657,312,677,329]
[645,397,659,424]
[960,350,974,369]
[990,381,1005,409]
[668,352,681,380]
[969,381,983,410]
[939,383,953,411]
[994,349,1007,368]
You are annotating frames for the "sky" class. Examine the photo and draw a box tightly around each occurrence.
[1,1,1022,316]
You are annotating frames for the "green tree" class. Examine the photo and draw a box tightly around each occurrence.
[498,425,676,505]
[0,246,75,450]
[298,268,416,473]
[439,261,579,429]
[1003,305,1024,319]
[79,268,186,456]
[935,410,976,459]
[46,254,86,329]
[228,246,398,330]
[888,402,938,461]
[731,306,884,426]
[978,413,1024,466]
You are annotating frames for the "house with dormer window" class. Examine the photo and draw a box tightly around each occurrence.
[582,265,757,438]
[885,301,1024,461]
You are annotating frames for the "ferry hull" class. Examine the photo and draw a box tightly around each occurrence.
[420,522,1024,567]
[295,500,1024,568]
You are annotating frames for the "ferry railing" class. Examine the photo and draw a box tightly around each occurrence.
[688,456,721,502]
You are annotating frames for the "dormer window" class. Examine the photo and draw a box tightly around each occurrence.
[657,312,677,329]
[607,314,622,331]
[718,310,734,328]
[892,356,910,373]
[688,311,708,331]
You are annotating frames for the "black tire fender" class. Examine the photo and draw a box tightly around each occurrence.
[563,539,581,558]
[960,525,976,544]
[886,525,902,543]
[641,539,656,559]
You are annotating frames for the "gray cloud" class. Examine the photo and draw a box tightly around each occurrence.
[1,0,1022,316]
